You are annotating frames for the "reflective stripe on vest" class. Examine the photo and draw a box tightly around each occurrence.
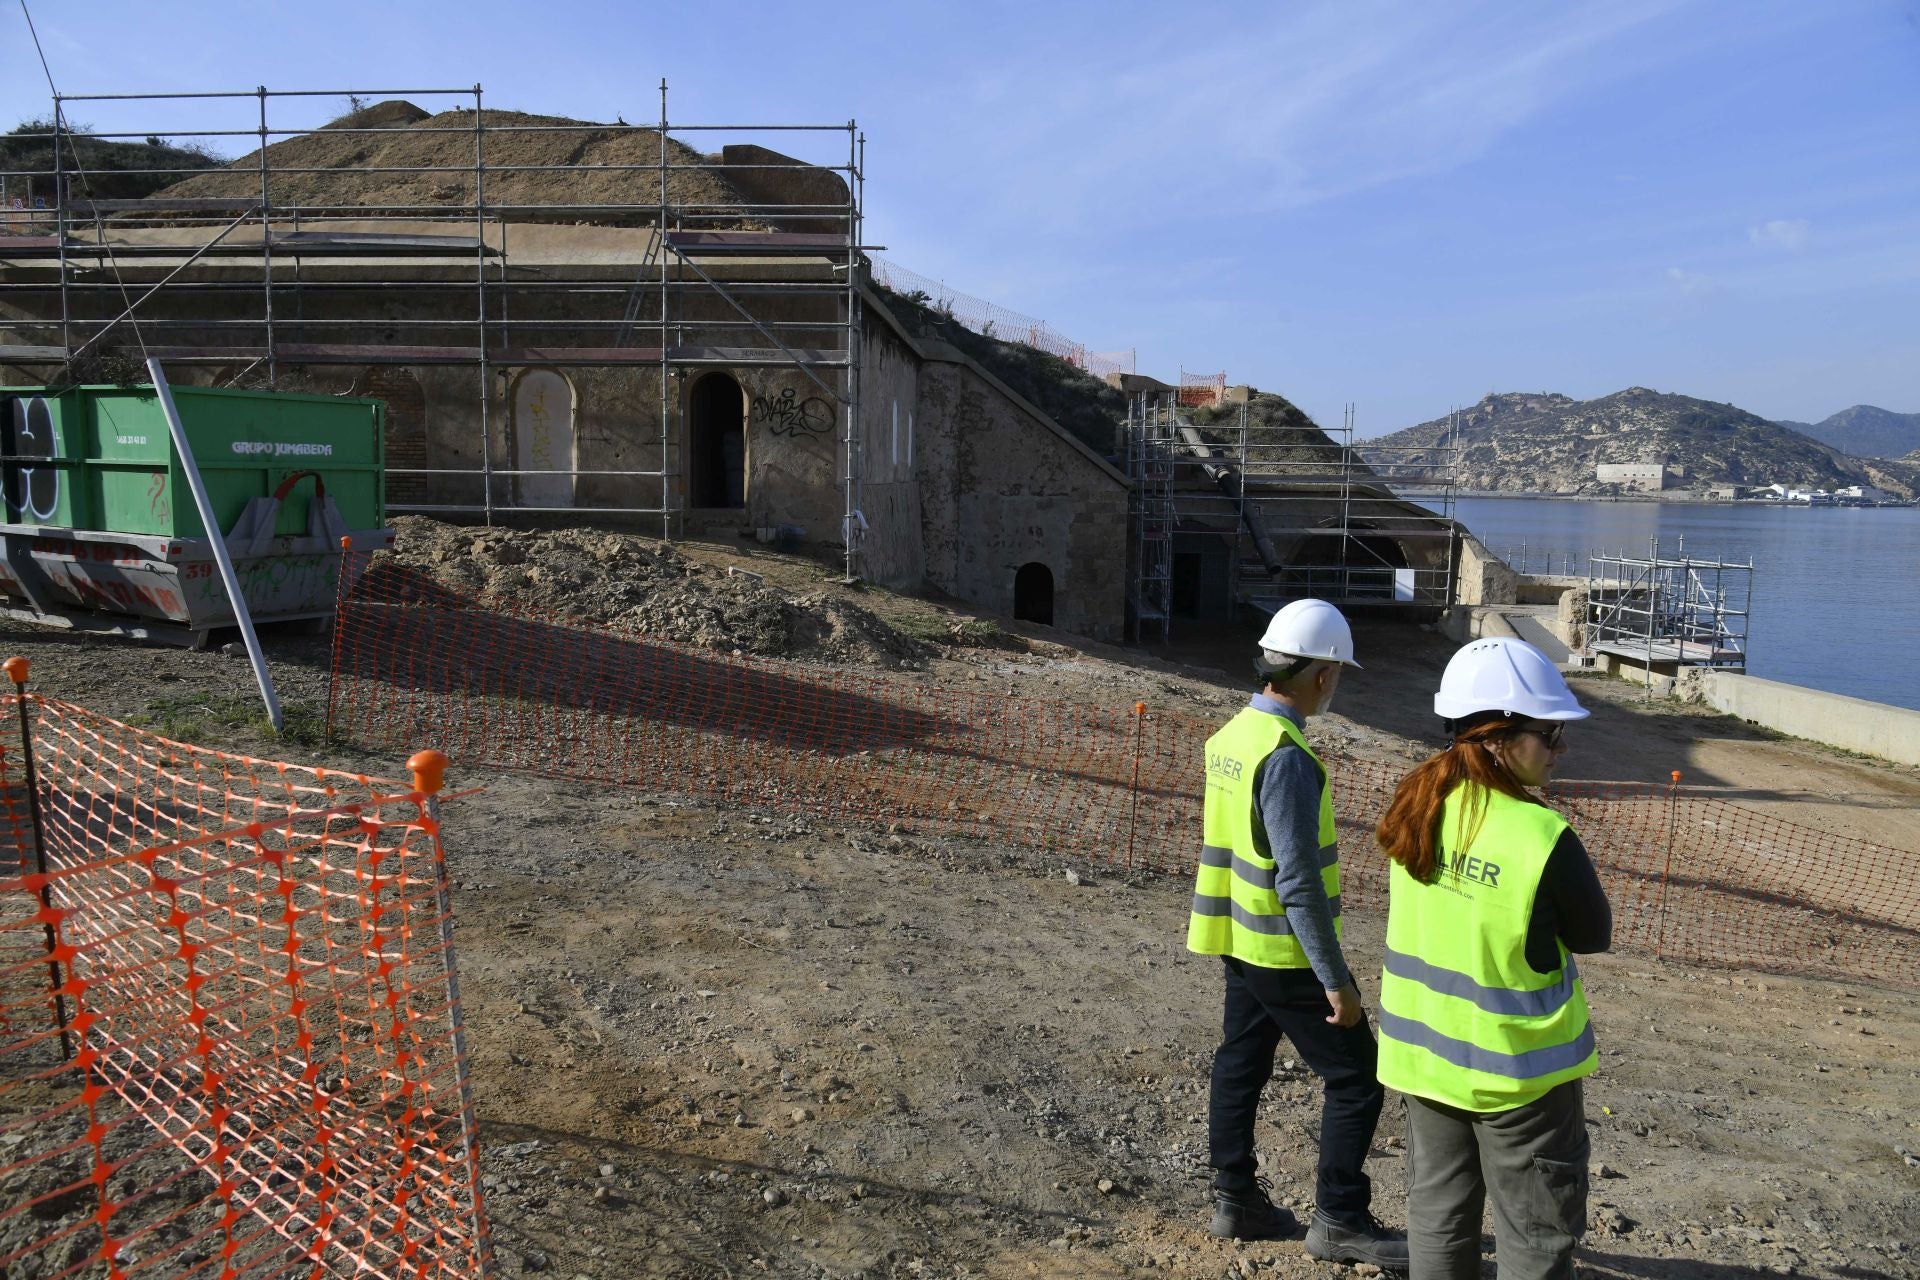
[1376,783,1597,1113]
[1186,707,1339,969]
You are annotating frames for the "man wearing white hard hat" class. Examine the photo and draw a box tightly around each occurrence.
[1373,637,1612,1280]
[1187,599,1408,1269]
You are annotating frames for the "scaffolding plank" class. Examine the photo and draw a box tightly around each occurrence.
[665,231,848,252]
[0,344,273,362]
[276,342,482,363]
[70,198,260,214]
[272,231,487,252]
[675,345,844,364]
[506,346,665,364]
[0,239,493,258]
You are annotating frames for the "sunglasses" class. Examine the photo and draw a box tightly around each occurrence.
[1514,723,1567,749]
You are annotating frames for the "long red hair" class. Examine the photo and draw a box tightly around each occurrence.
[1375,720,1546,883]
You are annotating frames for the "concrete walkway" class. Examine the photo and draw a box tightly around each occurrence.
[1501,606,1571,663]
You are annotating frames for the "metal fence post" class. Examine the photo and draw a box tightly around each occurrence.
[1654,769,1682,960]
[4,657,70,1060]
[1126,702,1146,870]
[410,749,493,1275]
[325,535,352,742]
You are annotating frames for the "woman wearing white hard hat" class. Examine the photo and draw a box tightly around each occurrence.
[1372,637,1612,1280]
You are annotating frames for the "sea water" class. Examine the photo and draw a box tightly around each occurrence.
[1435,498,1920,713]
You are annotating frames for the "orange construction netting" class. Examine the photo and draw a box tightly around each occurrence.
[1178,371,1227,408]
[0,681,492,1279]
[327,552,1918,990]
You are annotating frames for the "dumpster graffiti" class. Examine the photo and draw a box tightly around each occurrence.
[191,553,339,609]
[3,395,62,522]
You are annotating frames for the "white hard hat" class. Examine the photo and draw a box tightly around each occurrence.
[1257,599,1361,669]
[1433,637,1588,723]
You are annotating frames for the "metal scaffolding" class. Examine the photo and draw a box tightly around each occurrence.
[1125,394,1176,641]
[0,83,870,573]
[1585,537,1752,675]
[1126,397,1460,635]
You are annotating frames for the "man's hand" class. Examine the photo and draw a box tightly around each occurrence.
[1325,982,1364,1028]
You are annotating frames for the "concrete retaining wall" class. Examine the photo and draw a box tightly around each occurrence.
[1453,535,1519,606]
[1678,670,1920,768]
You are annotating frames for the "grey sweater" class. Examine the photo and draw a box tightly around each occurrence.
[1247,695,1351,991]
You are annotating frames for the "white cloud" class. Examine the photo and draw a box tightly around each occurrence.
[947,0,1696,231]
[1665,266,1718,296]
[1750,218,1812,250]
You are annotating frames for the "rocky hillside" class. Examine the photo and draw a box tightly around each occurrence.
[1362,388,1899,494]
[1775,405,1920,460]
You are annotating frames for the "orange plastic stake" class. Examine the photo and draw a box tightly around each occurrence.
[3,656,28,687]
[408,750,449,796]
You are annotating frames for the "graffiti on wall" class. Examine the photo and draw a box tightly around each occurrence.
[750,387,835,438]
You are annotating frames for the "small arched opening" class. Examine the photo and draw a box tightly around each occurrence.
[1013,562,1055,625]
[689,372,745,509]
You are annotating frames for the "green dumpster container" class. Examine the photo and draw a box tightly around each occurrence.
[0,384,393,643]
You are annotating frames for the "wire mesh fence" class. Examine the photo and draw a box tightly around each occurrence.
[328,547,1918,992]
[0,673,491,1279]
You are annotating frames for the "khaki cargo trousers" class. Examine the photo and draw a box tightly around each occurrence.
[1403,1079,1589,1280]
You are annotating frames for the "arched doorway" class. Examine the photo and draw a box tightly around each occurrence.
[689,373,745,509]
[511,369,576,508]
[1014,562,1054,625]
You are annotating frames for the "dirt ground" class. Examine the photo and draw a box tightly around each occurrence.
[3,538,1917,1280]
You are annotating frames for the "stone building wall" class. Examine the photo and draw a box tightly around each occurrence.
[0,247,1141,638]
[913,345,1129,641]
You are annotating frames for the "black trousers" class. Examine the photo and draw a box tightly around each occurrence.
[1208,956,1384,1228]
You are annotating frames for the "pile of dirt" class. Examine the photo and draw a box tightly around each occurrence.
[385,516,926,668]
[151,104,760,228]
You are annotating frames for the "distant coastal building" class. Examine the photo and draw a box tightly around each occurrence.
[1836,484,1892,504]
[1596,461,1669,491]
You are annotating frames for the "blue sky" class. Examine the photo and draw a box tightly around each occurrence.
[10,0,1919,434]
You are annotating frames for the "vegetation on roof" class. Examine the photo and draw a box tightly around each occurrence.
[871,282,1127,456]
[1192,391,1365,477]
[0,118,224,204]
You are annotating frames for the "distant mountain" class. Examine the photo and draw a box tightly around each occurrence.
[1362,388,1908,496]
[1780,406,1920,461]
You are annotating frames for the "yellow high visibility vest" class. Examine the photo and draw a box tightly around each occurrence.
[1186,707,1340,970]
[1377,782,1597,1112]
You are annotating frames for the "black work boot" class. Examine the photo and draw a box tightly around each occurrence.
[1304,1210,1410,1271]
[1209,1181,1299,1241]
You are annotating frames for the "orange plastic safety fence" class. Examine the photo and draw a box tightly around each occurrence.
[328,552,1918,990]
[0,694,492,1279]
[1178,371,1227,408]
